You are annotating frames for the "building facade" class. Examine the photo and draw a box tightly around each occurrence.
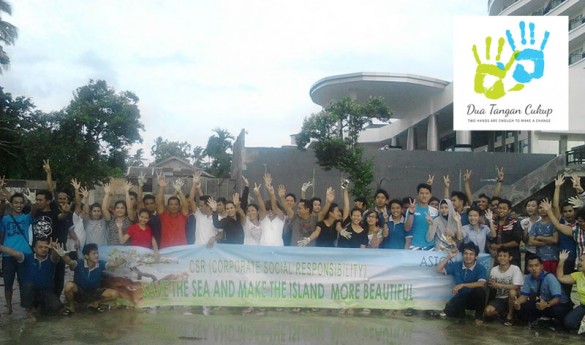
[308,1,585,154]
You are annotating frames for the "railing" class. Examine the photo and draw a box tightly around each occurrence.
[566,145,585,165]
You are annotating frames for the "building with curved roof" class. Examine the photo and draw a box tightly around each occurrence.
[308,1,585,154]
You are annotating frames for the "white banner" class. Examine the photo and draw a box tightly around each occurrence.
[99,245,492,310]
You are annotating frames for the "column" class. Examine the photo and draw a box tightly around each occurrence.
[455,130,472,151]
[426,113,439,151]
[406,127,416,151]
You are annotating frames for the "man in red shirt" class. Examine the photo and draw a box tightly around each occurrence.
[156,174,189,248]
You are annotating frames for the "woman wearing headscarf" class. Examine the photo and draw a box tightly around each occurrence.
[426,199,463,251]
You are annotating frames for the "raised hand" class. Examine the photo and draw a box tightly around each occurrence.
[232,192,240,208]
[443,175,450,188]
[42,159,51,173]
[137,172,146,187]
[572,174,583,192]
[70,178,81,191]
[52,242,68,257]
[496,166,504,181]
[505,21,549,83]
[472,36,523,99]
[425,213,433,226]
[253,182,261,194]
[103,183,112,195]
[339,229,352,240]
[241,176,249,187]
[172,179,184,192]
[24,188,36,204]
[463,169,472,182]
[192,171,202,189]
[426,175,435,186]
[80,186,90,200]
[485,209,494,222]
[453,211,461,223]
[123,180,133,193]
[207,197,217,211]
[157,173,167,188]
[326,187,335,203]
[301,181,313,192]
[277,184,286,198]
[554,174,565,188]
[559,250,570,262]
[408,198,416,214]
[297,237,311,247]
[540,198,552,212]
[263,173,273,188]
[568,196,584,209]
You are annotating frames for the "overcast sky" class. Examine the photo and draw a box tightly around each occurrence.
[2,0,486,161]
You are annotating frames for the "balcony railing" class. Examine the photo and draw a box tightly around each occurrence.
[566,145,585,165]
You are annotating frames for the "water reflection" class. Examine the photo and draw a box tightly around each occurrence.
[0,308,582,345]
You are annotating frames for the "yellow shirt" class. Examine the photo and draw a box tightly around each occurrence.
[570,271,585,305]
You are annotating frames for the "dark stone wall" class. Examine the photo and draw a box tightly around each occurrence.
[235,146,556,204]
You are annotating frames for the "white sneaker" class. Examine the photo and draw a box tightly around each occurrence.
[439,312,447,318]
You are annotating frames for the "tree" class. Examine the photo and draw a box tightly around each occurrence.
[1,80,143,186]
[0,1,17,72]
[296,96,391,198]
[0,86,41,177]
[126,148,146,167]
[150,137,193,164]
[204,128,234,178]
[192,145,207,169]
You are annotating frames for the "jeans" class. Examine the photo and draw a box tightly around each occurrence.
[564,305,585,331]
[444,287,486,320]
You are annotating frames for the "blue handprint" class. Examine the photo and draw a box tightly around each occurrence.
[506,21,550,83]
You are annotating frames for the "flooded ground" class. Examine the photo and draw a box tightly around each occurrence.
[0,305,582,345]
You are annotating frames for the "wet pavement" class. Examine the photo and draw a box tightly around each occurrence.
[0,304,582,345]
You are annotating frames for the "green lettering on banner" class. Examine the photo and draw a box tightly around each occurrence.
[330,283,360,300]
[289,282,325,299]
[142,281,170,299]
[213,280,236,297]
[362,283,414,301]
[172,280,189,297]
[191,280,210,297]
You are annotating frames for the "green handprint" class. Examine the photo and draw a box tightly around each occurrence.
[472,36,524,100]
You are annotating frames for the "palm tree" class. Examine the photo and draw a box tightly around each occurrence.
[204,128,235,178]
[0,0,17,73]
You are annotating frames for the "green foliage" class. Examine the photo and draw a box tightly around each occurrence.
[0,0,17,73]
[0,80,144,188]
[204,128,234,178]
[151,137,193,164]
[297,96,391,198]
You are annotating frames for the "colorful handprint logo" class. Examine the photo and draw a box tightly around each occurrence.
[472,21,550,100]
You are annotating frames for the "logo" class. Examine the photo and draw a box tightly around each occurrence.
[472,21,549,100]
[453,16,568,131]
[33,216,53,239]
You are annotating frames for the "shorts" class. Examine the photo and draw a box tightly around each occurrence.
[487,298,509,316]
[74,287,106,303]
[2,255,26,290]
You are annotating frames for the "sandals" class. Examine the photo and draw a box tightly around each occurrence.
[61,308,74,316]
[88,305,107,313]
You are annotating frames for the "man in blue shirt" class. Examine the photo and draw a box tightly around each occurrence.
[59,243,125,314]
[1,193,34,315]
[513,255,571,328]
[407,183,438,250]
[0,237,63,321]
[436,242,487,324]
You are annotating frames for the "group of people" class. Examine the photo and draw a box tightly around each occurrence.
[1,161,585,335]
